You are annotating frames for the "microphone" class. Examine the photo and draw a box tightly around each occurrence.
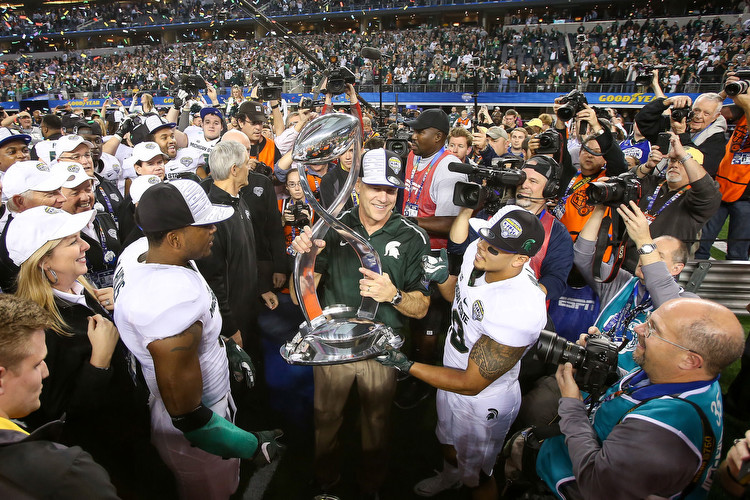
[516,193,548,201]
[361,47,382,60]
[448,162,475,174]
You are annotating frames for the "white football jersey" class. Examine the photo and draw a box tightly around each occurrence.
[113,238,230,407]
[165,146,206,175]
[443,239,547,397]
[186,128,219,160]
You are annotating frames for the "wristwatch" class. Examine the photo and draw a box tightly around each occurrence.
[390,289,403,306]
[679,153,693,164]
[637,243,658,255]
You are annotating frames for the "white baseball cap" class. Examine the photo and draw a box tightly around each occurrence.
[132,141,168,163]
[129,174,161,204]
[6,206,95,266]
[51,162,95,188]
[54,134,94,157]
[3,160,73,199]
[144,115,176,134]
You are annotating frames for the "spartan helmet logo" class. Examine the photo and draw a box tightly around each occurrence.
[384,241,401,259]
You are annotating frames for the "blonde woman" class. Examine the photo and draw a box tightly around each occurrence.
[9,206,174,498]
[226,85,246,118]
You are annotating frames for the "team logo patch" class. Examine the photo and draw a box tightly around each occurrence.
[486,408,498,420]
[244,209,250,219]
[384,241,401,258]
[180,157,192,167]
[109,193,120,201]
[472,300,484,321]
[499,217,522,239]
[253,186,264,197]
[67,164,80,172]
[521,239,536,253]
[387,175,401,186]
[147,176,160,185]
[94,202,105,212]
[108,229,118,239]
[145,143,157,150]
[388,156,402,175]
[43,206,61,214]
[35,162,49,171]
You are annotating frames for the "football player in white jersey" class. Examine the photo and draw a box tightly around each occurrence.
[113,180,283,499]
[185,107,224,161]
[377,205,548,500]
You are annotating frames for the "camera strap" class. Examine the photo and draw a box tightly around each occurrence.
[592,213,629,284]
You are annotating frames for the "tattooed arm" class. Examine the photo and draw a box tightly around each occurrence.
[408,335,528,396]
[147,321,204,415]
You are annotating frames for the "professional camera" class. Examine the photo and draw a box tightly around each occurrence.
[556,89,588,121]
[586,171,642,207]
[179,74,207,95]
[385,129,412,159]
[287,200,310,228]
[256,73,284,101]
[534,129,561,155]
[299,97,324,110]
[534,330,619,395]
[725,68,750,97]
[254,160,273,178]
[670,106,694,123]
[450,156,526,215]
[634,64,669,86]
[324,67,356,95]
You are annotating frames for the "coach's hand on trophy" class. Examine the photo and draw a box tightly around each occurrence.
[359,267,398,303]
[290,226,326,255]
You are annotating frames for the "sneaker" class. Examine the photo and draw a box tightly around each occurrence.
[413,469,462,497]
[394,379,433,409]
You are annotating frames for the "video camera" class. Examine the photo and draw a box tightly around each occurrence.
[450,156,526,216]
[323,67,356,95]
[256,73,284,101]
[586,171,643,207]
[534,129,561,155]
[179,74,207,95]
[635,64,669,86]
[725,67,750,97]
[534,330,619,395]
[299,96,324,110]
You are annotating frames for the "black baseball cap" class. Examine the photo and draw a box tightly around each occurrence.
[136,179,233,233]
[237,101,267,123]
[469,206,545,256]
[404,109,450,135]
[524,155,560,180]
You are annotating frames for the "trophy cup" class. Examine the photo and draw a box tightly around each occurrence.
[280,113,404,365]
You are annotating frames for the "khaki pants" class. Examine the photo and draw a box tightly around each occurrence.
[313,359,397,493]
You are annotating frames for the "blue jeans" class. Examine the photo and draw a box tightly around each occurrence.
[696,200,750,260]
[499,78,508,93]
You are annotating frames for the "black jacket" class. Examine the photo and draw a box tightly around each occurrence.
[81,212,122,289]
[196,183,260,338]
[634,97,728,177]
[0,212,18,293]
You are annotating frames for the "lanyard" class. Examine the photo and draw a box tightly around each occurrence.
[408,147,444,206]
[559,172,596,203]
[603,282,652,339]
[603,369,717,403]
[97,185,117,222]
[645,181,689,219]
[92,219,116,268]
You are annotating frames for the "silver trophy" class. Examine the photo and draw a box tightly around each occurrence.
[280,113,403,365]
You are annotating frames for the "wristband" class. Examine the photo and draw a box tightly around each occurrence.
[270,103,280,110]
[181,410,259,459]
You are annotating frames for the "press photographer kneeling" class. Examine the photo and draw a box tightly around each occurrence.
[508,298,744,500]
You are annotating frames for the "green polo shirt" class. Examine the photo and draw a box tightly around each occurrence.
[315,208,430,333]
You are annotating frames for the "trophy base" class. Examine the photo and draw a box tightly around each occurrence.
[280,305,403,365]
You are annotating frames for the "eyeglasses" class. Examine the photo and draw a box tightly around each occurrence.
[60,152,92,161]
[642,313,701,356]
[287,182,301,188]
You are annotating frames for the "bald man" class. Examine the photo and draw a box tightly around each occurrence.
[536,298,744,499]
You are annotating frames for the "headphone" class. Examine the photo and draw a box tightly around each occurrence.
[526,155,562,199]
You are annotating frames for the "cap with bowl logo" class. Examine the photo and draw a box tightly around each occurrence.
[132,141,169,163]
[129,175,162,204]
[3,160,73,199]
[145,115,177,135]
[360,148,405,189]
[0,127,31,148]
[468,205,545,256]
[6,206,95,266]
[51,162,95,188]
[135,179,234,233]
[54,134,94,158]
[200,107,224,120]
[237,101,267,123]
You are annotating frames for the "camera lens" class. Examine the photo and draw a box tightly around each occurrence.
[726,80,750,97]
[535,331,587,368]
[586,181,621,206]
[557,104,575,121]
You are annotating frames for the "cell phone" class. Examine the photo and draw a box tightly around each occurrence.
[738,459,750,485]
[655,132,671,154]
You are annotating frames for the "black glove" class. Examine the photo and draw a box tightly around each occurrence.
[223,337,256,389]
[376,344,414,373]
[251,429,284,467]
[173,89,188,109]
[115,117,134,138]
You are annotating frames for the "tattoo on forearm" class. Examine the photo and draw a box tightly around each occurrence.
[469,336,527,381]
[170,325,202,352]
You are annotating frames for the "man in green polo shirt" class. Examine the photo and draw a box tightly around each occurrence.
[291,148,431,499]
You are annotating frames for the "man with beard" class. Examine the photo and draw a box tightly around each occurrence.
[535,298,743,500]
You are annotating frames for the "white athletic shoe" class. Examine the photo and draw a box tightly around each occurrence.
[413,468,462,497]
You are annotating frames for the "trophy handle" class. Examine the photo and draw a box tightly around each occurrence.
[292,113,382,326]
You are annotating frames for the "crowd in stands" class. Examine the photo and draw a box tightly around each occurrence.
[1,15,747,102]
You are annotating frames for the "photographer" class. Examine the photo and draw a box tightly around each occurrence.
[718,430,750,497]
[553,102,627,240]
[629,133,720,271]
[574,201,697,371]
[280,169,314,249]
[633,92,727,177]
[697,82,750,261]
[472,126,508,168]
[535,298,744,500]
